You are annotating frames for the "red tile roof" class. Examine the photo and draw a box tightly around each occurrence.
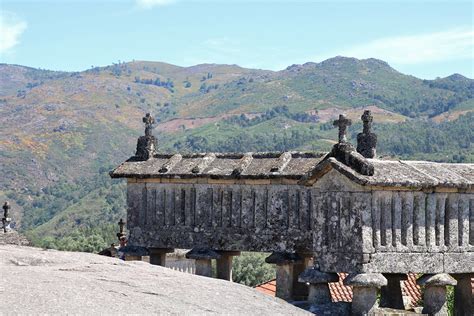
[255,273,423,306]
[402,274,422,306]
[329,273,352,302]
[255,279,276,296]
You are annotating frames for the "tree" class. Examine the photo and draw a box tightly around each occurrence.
[232,252,275,286]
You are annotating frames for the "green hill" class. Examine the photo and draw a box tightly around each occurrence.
[0,57,472,251]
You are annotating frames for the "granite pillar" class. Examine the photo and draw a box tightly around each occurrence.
[380,273,407,310]
[344,273,387,316]
[452,274,473,316]
[185,248,221,278]
[265,252,302,301]
[291,254,313,301]
[216,251,240,281]
[149,248,174,267]
[119,245,148,262]
[298,267,339,304]
[124,255,142,261]
[417,273,457,316]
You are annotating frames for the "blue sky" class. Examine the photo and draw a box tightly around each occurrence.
[1,0,472,79]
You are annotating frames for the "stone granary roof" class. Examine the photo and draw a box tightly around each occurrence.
[111,111,473,189]
[110,152,473,189]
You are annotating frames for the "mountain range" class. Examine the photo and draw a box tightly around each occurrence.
[0,56,472,250]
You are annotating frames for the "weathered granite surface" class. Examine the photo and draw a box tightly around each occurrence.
[111,152,473,189]
[0,245,309,315]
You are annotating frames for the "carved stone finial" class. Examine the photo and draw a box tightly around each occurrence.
[117,218,125,241]
[357,110,377,158]
[118,218,125,233]
[3,201,10,218]
[136,113,158,160]
[2,201,11,233]
[143,113,155,137]
[333,114,352,143]
[361,110,373,134]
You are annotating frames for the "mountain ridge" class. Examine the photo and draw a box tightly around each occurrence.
[4,56,471,79]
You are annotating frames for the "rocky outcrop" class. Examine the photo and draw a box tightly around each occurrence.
[0,245,308,315]
[0,231,30,246]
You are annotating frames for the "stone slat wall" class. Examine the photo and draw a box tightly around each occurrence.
[135,184,314,231]
[367,191,473,253]
[127,183,314,252]
[127,182,473,273]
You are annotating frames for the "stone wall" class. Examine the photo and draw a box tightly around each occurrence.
[318,190,474,274]
[127,182,314,252]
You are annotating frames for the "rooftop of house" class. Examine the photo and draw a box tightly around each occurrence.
[255,273,422,306]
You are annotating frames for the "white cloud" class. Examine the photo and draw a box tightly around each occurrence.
[341,28,473,64]
[0,12,27,54]
[135,0,178,9]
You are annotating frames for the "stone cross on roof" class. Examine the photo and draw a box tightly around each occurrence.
[333,114,352,143]
[143,113,155,137]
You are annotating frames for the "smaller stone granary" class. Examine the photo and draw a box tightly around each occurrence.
[111,110,473,315]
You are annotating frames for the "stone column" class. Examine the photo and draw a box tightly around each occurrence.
[298,267,339,304]
[149,248,174,267]
[344,273,387,316]
[124,255,142,261]
[119,245,149,261]
[265,252,302,301]
[291,254,313,301]
[379,273,407,310]
[452,274,473,316]
[216,251,240,281]
[417,273,457,316]
[185,248,221,278]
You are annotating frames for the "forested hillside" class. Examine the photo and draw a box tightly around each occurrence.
[0,57,472,251]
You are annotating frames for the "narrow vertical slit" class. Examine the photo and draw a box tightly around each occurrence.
[444,196,450,247]
[264,188,268,229]
[252,190,256,228]
[181,189,186,226]
[296,190,301,229]
[380,197,386,246]
[192,187,196,227]
[239,189,243,228]
[142,185,148,226]
[286,189,291,229]
[163,189,167,226]
[172,188,176,226]
[220,189,224,227]
[307,190,312,230]
[229,190,233,228]
[210,188,214,227]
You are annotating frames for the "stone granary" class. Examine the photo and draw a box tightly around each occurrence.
[111,110,473,315]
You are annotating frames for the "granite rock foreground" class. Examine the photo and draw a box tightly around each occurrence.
[0,245,308,315]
